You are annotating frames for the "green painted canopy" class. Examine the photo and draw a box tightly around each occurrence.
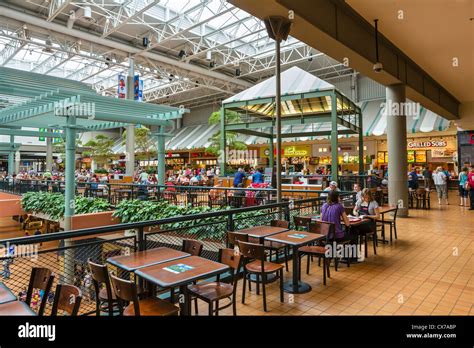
[0,67,187,132]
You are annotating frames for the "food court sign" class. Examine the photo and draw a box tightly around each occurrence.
[407,140,447,149]
[261,145,311,158]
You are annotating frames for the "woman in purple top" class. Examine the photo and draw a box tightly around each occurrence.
[321,190,350,240]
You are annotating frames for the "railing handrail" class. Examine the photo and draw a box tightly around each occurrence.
[0,193,354,246]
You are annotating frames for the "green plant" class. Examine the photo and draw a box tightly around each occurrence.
[206,109,247,156]
[21,192,110,220]
[83,134,115,168]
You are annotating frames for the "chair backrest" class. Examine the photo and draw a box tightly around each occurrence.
[218,248,242,287]
[182,239,203,256]
[309,221,336,241]
[238,241,265,261]
[293,216,312,230]
[270,220,289,229]
[87,259,114,304]
[51,284,82,316]
[109,274,140,316]
[416,188,426,196]
[26,267,55,316]
[227,231,249,248]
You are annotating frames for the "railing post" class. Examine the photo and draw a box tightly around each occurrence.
[137,226,145,251]
[283,202,290,222]
[227,213,234,232]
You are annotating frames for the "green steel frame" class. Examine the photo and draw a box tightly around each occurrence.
[220,90,363,182]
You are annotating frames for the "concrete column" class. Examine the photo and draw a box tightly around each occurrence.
[15,150,20,174]
[125,57,135,176]
[46,130,53,172]
[157,126,166,185]
[386,84,409,217]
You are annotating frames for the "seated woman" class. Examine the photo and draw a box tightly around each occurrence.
[351,188,380,238]
[321,190,351,242]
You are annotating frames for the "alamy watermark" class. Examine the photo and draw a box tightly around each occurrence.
[382,100,421,119]
[218,147,258,165]
[0,242,38,261]
[54,101,96,119]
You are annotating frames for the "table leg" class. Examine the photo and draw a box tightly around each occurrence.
[179,284,191,316]
[282,245,311,294]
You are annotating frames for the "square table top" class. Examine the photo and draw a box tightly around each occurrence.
[233,225,288,238]
[0,282,16,305]
[135,256,229,288]
[0,301,36,316]
[107,247,190,272]
[378,206,397,214]
[265,230,324,246]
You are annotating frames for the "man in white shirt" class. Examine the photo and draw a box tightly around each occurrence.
[321,181,340,197]
[432,167,448,205]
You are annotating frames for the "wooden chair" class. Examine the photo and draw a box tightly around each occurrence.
[187,249,242,316]
[379,206,399,243]
[297,221,336,285]
[226,231,249,249]
[109,274,179,316]
[358,220,378,258]
[87,259,121,316]
[25,267,55,316]
[415,188,430,209]
[264,220,290,271]
[51,284,82,316]
[239,241,284,312]
[293,216,312,231]
[182,239,203,256]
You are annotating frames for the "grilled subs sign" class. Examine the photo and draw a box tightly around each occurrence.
[407,140,447,149]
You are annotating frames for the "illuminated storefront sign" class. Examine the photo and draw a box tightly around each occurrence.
[407,140,447,149]
[261,145,311,158]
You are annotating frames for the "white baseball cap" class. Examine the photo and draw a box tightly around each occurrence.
[329,181,337,186]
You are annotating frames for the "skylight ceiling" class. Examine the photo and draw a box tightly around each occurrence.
[0,0,353,109]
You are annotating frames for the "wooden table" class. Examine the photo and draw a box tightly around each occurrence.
[233,225,288,242]
[0,282,16,304]
[265,230,324,294]
[135,256,229,316]
[0,301,36,316]
[107,247,190,272]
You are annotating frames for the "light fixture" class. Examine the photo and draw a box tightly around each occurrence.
[209,61,215,68]
[178,49,186,59]
[235,68,241,76]
[105,56,111,67]
[308,50,313,62]
[169,74,174,81]
[318,148,322,153]
[43,36,54,53]
[205,51,212,61]
[373,19,383,73]
[142,37,149,47]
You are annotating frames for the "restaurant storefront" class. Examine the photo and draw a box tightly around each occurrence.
[376,135,458,173]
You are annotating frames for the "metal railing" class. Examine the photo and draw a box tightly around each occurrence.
[0,192,355,316]
[0,178,349,207]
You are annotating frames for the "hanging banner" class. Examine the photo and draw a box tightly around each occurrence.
[118,74,126,99]
[134,75,143,102]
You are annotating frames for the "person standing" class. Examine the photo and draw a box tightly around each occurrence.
[252,168,264,184]
[468,166,474,210]
[458,167,469,207]
[433,167,448,205]
[233,168,246,187]
[422,166,432,190]
[408,167,419,190]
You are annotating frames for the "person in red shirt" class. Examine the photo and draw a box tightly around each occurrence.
[468,166,474,210]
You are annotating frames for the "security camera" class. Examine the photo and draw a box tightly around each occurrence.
[373,62,383,73]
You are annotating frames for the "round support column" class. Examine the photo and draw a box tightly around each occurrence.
[386,84,409,217]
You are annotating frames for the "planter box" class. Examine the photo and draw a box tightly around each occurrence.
[0,195,25,217]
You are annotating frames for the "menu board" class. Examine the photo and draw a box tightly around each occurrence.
[384,152,389,163]
[407,150,415,163]
[415,151,427,163]
[377,152,385,163]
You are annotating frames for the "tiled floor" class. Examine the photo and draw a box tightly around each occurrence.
[1,194,472,316]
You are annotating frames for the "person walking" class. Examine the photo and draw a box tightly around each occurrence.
[468,166,474,210]
[433,166,448,205]
[422,166,432,190]
[458,167,469,207]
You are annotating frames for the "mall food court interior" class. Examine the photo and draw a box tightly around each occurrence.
[0,1,472,344]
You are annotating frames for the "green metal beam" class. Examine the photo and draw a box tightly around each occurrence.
[226,115,333,131]
[233,129,272,138]
[0,128,64,138]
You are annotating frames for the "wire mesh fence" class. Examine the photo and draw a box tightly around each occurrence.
[0,193,354,316]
